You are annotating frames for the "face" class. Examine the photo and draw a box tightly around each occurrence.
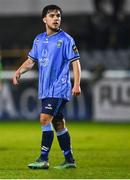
[43,10,61,31]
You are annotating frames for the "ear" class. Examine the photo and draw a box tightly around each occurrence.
[43,18,46,23]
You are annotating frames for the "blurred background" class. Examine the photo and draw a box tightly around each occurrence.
[0,0,130,122]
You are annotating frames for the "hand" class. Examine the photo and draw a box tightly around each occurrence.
[72,84,81,96]
[13,71,21,85]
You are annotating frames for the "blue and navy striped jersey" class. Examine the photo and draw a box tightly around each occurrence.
[28,29,80,100]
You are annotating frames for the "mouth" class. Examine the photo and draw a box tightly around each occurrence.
[53,22,59,25]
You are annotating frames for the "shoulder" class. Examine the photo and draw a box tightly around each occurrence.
[60,30,74,43]
[33,33,45,43]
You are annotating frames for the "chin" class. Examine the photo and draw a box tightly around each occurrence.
[52,27,60,31]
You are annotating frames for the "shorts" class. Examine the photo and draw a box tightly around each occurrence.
[41,98,67,120]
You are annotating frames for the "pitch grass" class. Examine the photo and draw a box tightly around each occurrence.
[0,121,130,179]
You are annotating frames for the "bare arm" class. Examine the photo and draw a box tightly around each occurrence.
[71,59,81,96]
[13,58,35,85]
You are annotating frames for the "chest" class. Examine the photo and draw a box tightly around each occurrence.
[37,38,64,68]
[38,39,64,58]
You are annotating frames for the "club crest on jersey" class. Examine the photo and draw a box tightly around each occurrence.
[72,45,79,54]
[57,40,63,48]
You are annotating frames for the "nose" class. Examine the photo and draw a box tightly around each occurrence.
[54,15,60,21]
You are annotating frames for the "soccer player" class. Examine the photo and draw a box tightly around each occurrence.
[13,5,81,169]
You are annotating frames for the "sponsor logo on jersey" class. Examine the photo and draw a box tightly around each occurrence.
[39,58,48,67]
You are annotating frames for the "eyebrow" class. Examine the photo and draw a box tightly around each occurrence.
[47,10,61,14]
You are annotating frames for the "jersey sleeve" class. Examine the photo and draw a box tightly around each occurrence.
[28,36,39,62]
[64,37,80,62]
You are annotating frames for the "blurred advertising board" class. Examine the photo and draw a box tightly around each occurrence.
[0,79,91,120]
[93,78,130,122]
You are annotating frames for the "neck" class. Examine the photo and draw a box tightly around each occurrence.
[46,28,60,36]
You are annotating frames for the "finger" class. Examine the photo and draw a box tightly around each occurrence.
[72,91,76,96]
[74,93,79,96]
[13,77,19,85]
[72,90,75,96]
[13,77,16,85]
[72,91,80,96]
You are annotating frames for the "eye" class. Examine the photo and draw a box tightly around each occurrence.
[57,14,61,18]
[49,14,54,18]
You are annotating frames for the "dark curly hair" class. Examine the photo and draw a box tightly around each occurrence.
[42,5,62,18]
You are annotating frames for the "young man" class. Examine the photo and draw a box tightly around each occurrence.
[13,5,81,169]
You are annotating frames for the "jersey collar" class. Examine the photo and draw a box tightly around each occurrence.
[45,29,62,38]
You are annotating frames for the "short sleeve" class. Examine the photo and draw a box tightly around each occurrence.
[64,38,80,62]
[28,36,39,62]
